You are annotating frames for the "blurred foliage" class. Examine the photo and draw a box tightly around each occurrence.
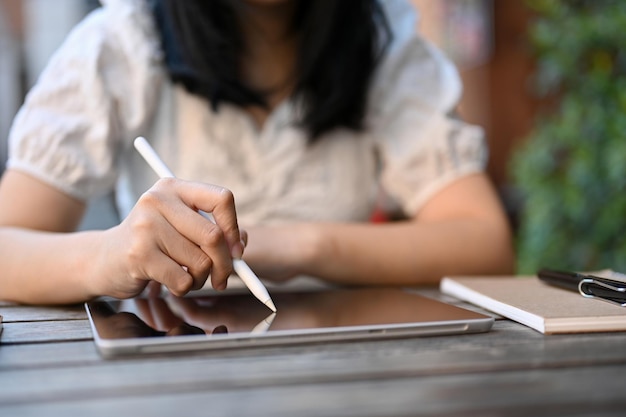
[511,0,626,273]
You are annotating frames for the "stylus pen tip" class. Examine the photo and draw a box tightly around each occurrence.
[265,299,277,313]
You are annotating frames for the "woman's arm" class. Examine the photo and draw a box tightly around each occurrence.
[0,170,244,304]
[0,170,94,303]
[243,173,514,285]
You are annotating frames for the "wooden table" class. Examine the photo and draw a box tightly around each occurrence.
[2,289,626,417]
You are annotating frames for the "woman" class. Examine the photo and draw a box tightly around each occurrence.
[0,0,514,304]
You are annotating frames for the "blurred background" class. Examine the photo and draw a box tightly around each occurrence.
[1,0,624,274]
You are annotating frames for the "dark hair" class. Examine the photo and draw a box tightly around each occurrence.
[151,0,391,141]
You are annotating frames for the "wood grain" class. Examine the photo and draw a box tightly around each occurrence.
[3,294,626,417]
[1,320,92,344]
[1,304,86,322]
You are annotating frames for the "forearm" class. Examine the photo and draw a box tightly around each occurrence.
[303,219,514,286]
[0,174,246,304]
[0,227,105,304]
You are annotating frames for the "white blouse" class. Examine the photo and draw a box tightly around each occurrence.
[7,0,487,226]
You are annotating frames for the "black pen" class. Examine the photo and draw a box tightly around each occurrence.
[537,268,626,306]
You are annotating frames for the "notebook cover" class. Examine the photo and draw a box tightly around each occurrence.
[440,276,626,334]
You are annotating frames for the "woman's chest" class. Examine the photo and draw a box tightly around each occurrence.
[145,85,381,224]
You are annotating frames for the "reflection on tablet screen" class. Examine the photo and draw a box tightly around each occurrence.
[87,288,490,340]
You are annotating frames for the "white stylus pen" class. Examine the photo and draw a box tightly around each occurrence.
[133,136,277,312]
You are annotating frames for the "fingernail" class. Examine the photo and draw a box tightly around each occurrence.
[231,241,244,259]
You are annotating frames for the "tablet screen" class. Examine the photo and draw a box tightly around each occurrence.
[85,288,493,357]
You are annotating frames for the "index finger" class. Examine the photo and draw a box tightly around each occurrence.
[176,180,244,258]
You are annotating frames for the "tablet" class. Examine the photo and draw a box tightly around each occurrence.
[85,287,493,358]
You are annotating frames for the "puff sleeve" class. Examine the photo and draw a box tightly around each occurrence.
[6,0,163,201]
[368,9,487,216]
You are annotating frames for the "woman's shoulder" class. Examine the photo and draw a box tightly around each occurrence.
[72,0,161,64]
[372,0,461,114]
[53,0,162,70]
[10,0,166,165]
[379,0,420,46]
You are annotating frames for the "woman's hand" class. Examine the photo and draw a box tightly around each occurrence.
[94,178,244,299]
[241,223,320,282]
